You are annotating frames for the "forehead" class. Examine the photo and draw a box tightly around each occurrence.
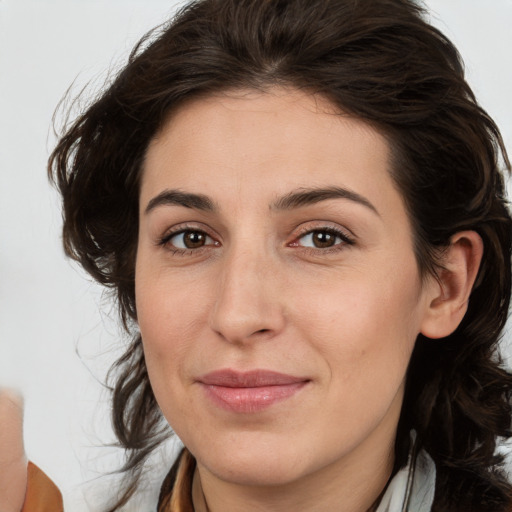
[141,88,400,217]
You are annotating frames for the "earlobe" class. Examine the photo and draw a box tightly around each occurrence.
[420,231,483,339]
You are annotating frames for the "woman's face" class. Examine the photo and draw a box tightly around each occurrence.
[136,88,435,489]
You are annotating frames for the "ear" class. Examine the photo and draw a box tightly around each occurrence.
[420,231,483,339]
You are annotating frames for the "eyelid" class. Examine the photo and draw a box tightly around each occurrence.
[288,223,356,251]
[157,222,220,248]
[293,221,355,240]
[155,221,355,255]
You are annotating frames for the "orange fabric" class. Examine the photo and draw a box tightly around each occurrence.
[22,462,63,512]
[158,449,196,512]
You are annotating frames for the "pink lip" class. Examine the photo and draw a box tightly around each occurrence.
[198,370,310,413]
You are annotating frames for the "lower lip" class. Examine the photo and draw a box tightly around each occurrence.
[201,382,308,413]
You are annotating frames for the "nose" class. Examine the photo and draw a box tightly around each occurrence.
[208,244,286,345]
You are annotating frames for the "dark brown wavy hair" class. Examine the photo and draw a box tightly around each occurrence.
[48,0,512,510]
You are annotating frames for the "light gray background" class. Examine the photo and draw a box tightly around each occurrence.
[1,1,511,510]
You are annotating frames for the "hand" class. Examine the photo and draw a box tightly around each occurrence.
[0,389,28,512]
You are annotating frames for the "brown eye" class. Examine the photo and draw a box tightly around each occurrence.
[296,229,351,250]
[311,231,337,248]
[166,230,215,250]
[183,231,207,248]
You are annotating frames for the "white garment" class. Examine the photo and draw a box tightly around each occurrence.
[377,436,436,512]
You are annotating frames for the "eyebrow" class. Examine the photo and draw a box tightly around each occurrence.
[271,186,380,216]
[144,185,379,216]
[145,189,216,214]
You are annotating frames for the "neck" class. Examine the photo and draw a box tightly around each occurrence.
[193,426,396,512]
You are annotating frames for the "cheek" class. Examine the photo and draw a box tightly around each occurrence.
[135,258,206,397]
[136,238,208,339]
[292,260,423,392]
[136,281,205,431]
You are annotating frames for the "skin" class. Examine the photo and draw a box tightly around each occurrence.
[0,390,27,512]
[136,88,482,512]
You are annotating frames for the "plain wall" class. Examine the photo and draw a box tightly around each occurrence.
[1,1,511,510]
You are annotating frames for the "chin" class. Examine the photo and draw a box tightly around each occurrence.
[186,430,315,486]
[203,451,309,487]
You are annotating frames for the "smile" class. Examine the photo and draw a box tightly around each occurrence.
[198,369,310,413]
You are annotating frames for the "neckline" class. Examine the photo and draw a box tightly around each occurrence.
[158,433,436,512]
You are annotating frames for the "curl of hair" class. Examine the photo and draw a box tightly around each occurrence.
[48,0,512,509]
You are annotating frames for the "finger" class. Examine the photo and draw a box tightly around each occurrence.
[0,389,28,512]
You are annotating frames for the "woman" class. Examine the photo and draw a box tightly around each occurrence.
[3,0,512,510]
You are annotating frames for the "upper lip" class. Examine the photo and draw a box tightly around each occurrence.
[198,369,309,388]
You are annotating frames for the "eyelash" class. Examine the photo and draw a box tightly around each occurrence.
[157,225,355,256]
[289,226,355,254]
[158,225,218,256]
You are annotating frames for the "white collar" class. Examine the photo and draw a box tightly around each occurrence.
[376,435,436,512]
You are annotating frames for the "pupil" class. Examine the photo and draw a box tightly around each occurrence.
[313,231,335,248]
[184,231,205,248]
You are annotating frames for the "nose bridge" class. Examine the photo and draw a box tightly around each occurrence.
[209,236,284,343]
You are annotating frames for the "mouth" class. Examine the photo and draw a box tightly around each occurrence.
[197,369,310,413]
